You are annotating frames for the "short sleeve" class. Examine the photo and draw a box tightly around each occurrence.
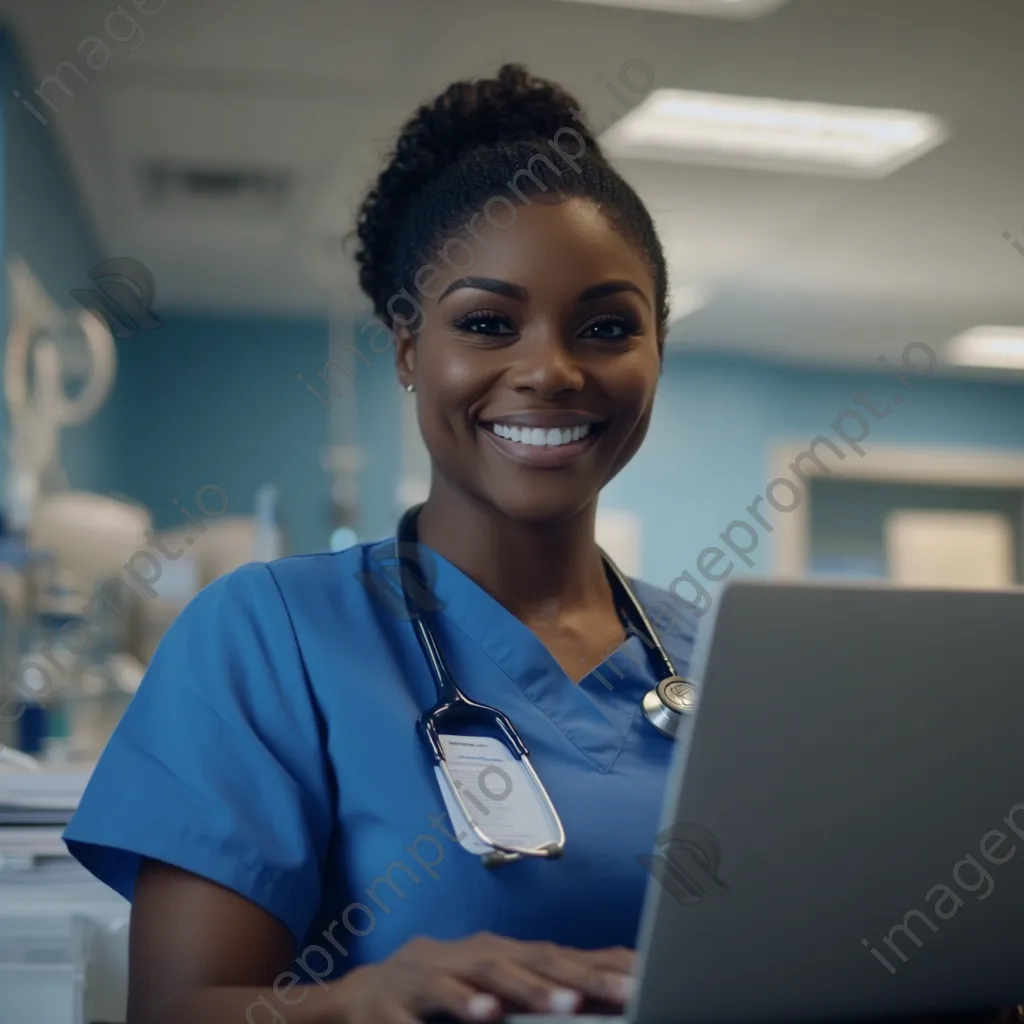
[64,562,332,944]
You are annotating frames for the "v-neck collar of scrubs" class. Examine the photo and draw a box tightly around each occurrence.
[418,543,663,774]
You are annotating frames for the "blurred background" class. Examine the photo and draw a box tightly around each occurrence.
[0,0,1023,1017]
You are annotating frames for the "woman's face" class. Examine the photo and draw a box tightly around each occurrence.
[395,197,664,524]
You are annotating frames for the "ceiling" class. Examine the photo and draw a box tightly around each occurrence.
[4,0,1024,372]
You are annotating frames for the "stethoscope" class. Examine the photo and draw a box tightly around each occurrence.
[395,504,697,867]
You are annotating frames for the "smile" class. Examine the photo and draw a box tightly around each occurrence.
[487,423,596,447]
[479,418,607,468]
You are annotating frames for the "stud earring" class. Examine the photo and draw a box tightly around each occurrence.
[406,383,415,393]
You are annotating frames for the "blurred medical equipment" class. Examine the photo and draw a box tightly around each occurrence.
[29,491,152,603]
[4,258,116,533]
[13,493,151,764]
[152,507,285,589]
[137,492,286,662]
[0,261,146,764]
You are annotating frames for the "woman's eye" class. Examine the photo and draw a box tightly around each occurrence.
[454,312,516,336]
[580,317,638,341]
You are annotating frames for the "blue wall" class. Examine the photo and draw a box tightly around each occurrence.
[603,353,1024,592]
[109,313,331,555]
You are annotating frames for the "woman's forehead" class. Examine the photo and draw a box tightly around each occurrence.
[426,198,655,304]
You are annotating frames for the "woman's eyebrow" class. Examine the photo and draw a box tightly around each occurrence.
[576,280,648,304]
[435,276,650,305]
[437,277,527,303]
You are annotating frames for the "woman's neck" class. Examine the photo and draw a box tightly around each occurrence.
[415,482,611,622]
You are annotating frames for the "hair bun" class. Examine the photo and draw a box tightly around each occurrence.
[406,63,600,166]
[354,64,602,323]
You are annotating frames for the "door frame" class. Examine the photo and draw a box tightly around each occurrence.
[769,444,1024,577]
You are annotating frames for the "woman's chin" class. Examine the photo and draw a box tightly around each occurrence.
[490,487,600,526]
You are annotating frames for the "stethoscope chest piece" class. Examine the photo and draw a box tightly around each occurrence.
[642,676,698,738]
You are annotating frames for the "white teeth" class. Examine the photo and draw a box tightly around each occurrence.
[489,423,594,447]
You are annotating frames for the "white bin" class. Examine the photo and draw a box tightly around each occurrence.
[0,913,97,1024]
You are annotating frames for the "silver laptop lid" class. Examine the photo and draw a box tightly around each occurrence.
[633,580,1024,1024]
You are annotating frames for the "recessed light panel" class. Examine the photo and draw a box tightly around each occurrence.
[601,90,948,177]
[668,283,709,325]
[550,0,792,17]
[946,326,1024,371]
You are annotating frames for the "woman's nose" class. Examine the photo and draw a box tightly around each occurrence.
[508,334,585,397]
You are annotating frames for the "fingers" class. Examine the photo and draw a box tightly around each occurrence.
[576,945,637,977]
[518,943,636,1005]
[413,975,503,1023]
[375,934,637,1023]
[574,944,637,1000]
[464,957,582,1015]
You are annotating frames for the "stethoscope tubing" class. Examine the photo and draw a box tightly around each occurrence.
[393,504,686,864]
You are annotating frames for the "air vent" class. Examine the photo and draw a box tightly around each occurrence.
[140,162,292,212]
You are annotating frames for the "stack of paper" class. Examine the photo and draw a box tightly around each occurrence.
[0,769,91,878]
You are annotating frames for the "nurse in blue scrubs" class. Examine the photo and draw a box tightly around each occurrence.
[64,62,699,1024]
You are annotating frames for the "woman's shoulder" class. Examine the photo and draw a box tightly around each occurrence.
[149,545,394,681]
[191,542,392,615]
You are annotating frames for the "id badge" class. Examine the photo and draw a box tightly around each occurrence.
[434,734,562,857]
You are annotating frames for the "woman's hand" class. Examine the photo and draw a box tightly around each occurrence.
[331,931,636,1024]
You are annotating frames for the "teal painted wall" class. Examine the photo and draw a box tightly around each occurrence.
[607,353,1024,593]
[108,313,332,555]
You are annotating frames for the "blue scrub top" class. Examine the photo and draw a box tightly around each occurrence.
[65,539,698,974]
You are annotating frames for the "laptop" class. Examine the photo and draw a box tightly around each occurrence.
[515,579,1024,1024]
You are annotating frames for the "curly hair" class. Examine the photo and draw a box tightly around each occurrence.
[351,63,669,335]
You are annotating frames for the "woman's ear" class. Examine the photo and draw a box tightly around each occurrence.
[394,324,416,391]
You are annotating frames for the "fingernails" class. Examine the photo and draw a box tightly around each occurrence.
[468,994,500,1019]
[548,988,580,1014]
[605,973,635,1002]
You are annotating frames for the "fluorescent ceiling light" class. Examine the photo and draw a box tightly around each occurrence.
[550,0,791,17]
[601,89,948,177]
[946,326,1024,371]
[668,283,709,324]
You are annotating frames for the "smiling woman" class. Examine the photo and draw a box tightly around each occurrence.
[62,62,700,1024]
